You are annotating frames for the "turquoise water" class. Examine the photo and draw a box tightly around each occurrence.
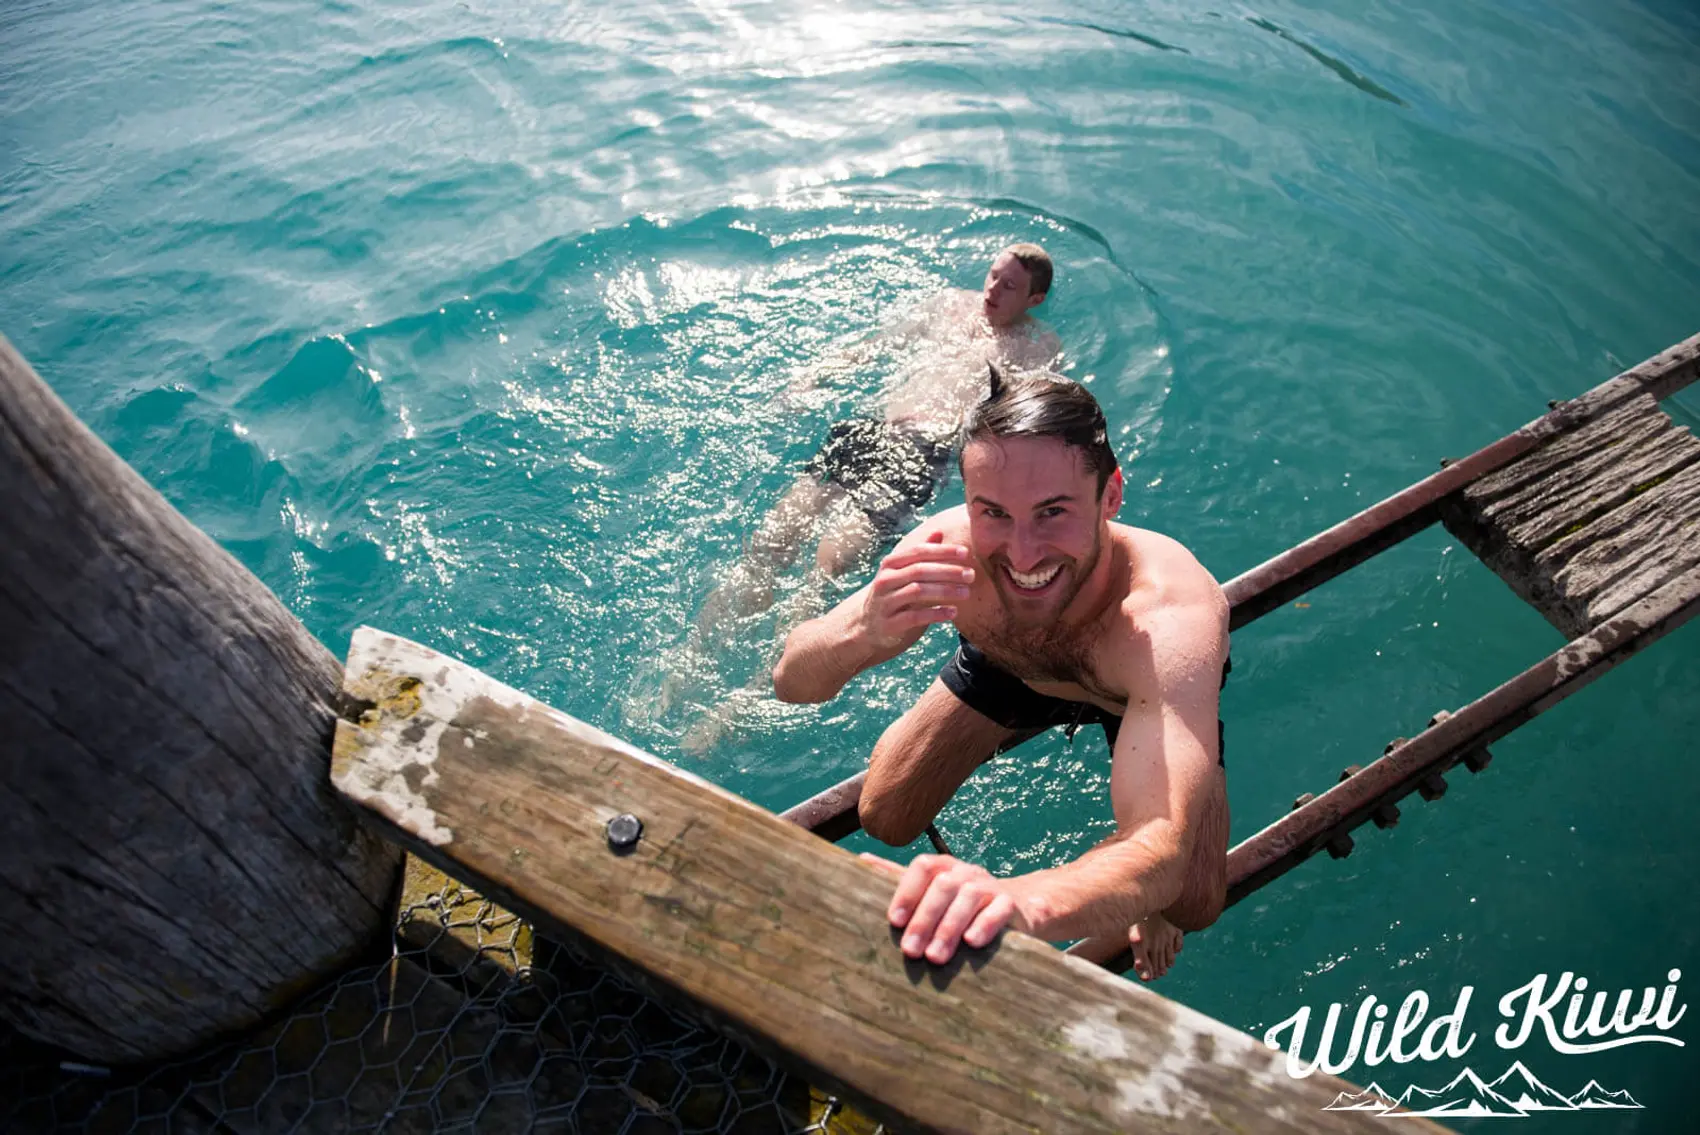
[4,0,1699,1127]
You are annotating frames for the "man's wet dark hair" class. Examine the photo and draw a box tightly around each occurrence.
[958,364,1119,496]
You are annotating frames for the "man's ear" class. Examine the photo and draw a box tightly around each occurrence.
[1103,467,1124,518]
[1025,290,1046,311]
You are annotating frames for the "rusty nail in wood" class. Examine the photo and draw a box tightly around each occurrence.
[1339,764,1363,782]
[1292,793,1315,812]
[1463,747,1494,773]
[606,813,643,850]
[1383,737,1407,756]
[1372,803,1401,830]
[1326,833,1355,859]
[1417,774,1448,802]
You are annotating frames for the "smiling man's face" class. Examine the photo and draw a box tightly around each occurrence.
[961,434,1122,628]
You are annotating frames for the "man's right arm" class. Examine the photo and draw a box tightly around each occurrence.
[772,531,975,703]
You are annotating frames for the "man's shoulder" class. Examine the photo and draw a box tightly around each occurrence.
[1109,526,1228,651]
[1118,524,1218,586]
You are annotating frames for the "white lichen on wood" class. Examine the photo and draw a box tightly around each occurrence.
[1053,957,1294,1124]
[333,627,738,847]
[332,628,526,845]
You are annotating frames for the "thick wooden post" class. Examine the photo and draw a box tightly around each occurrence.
[0,337,401,1063]
[333,627,1439,1134]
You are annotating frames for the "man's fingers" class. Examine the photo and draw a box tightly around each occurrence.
[896,606,957,628]
[871,564,974,599]
[960,892,1016,951]
[878,542,973,572]
[882,580,971,609]
[925,886,992,964]
[897,860,963,957]
[887,854,946,928]
[888,579,972,601]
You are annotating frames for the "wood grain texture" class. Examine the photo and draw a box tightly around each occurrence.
[0,335,400,1062]
[1440,394,1700,637]
[332,628,1430,1135]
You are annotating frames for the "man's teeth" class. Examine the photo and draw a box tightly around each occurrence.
[1007,564,1061,590]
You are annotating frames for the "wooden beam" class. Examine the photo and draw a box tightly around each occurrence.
[332,628,1422,1134]
[0,335,401,1063]
[1440,394,1700,636]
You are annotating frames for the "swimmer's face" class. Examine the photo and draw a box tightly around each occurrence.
[981,252,1045,328]
[962,435,1122,626]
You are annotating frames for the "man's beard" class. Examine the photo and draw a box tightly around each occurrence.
[981,528,1105,680]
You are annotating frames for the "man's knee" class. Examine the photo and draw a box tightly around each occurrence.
[857,780,929,847]
[1165,873,1226,934]
[858,732,940,846]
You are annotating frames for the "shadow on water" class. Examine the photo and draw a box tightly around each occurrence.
[1247,17,1407,107]
[1035,16,1191,55]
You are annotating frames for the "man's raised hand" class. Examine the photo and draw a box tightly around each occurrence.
[858,531,974,650]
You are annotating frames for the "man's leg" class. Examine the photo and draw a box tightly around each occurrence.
[813,504,881,581]
[860,679,1020,846]
[1128,781,1229,980]
[695,474,840,642]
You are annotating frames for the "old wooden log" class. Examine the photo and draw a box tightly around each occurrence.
[1440,394,1700,636]
[0,336,401,1063]
[332,628,1435,1135]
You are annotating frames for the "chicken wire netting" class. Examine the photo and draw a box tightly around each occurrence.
[0,865,884,1135]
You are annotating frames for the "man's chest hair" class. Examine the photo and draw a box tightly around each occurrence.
[968,619,1126,708]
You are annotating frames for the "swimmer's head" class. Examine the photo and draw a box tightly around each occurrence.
[960,365,1118,497]
[981,243,1053,327]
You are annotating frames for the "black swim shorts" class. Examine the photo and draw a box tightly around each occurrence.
[939,636,1229,768]
[803,417,953,541]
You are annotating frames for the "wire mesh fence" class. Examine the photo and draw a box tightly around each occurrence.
[1,861,883,1134]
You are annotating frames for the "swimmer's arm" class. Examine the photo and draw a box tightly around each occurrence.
[772,527,974,703]
[1001,605,1226,940]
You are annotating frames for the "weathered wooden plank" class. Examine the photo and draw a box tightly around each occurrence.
[1457,395,1674,508]
[331,629,1424,1135]
[1470,399,1700,551]
[0,335,400,1062]
[1537,458,1700,580]
[1441,391,1700,636]
[1544,467,1700,630]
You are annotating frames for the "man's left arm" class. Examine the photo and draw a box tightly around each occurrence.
[1003,606,1225,940]
[880,601,1226,961]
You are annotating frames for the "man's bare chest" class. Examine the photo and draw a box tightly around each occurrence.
[954,613,1127,716]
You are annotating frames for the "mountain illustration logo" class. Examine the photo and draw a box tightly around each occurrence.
[1320,1063,1643,1118]
[1487,1062,1581,1111]
[1323,1084,1399,1111]
[1393,1068,1524,1117]
[1569,1080,1642,1109]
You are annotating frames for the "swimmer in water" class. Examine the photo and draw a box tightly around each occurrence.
[696,243,1063,641]
[667,245,1063,751]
